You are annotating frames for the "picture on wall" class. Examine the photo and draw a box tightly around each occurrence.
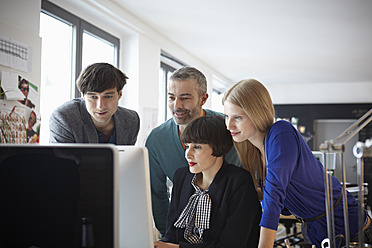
[0,71,40,144]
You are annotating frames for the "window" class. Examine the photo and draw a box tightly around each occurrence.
[159,62,176,122]
[39,0,119,143]
[82,31,116,71]
[210,76,229,113]
[159,51,186,122]
[211,90,224,113]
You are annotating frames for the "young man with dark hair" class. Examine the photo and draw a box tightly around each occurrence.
[49,63,139,144]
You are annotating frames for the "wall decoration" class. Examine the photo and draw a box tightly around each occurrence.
[0,35,32,73]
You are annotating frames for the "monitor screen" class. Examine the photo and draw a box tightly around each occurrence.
[0,144,118,248]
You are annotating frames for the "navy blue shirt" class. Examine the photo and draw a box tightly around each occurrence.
[98,129,116,144]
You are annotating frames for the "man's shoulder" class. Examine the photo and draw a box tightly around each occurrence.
[145,118,176,147]
[149,118,175,135]
[51,98,84,118]
[55,98,83,111]
[49,99,87,135]
[116,106,139,120]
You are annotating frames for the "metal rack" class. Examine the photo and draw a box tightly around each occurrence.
[319,108,372,248]
[353,138,372,247]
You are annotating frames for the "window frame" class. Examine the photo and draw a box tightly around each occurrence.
[41,0,120,99]
[160,51,187,121]
[160,62,176,120]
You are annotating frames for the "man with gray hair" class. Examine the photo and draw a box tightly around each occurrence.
[145,66,241,236]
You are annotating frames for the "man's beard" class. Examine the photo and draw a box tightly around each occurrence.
[172,108,191,125]
[172,106,203,126]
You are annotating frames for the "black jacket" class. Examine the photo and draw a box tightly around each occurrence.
[163,161,262,247]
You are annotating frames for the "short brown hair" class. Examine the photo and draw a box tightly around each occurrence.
[77,63,128,95]
[181,115,232,157]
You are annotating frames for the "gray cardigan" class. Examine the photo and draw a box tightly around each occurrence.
[49,98,140,145]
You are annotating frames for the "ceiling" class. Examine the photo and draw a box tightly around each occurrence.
[113,0,372,86]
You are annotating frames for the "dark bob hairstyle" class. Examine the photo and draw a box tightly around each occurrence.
[181,115,233,157]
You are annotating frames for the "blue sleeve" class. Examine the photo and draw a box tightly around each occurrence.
[145,133,169,235]
[260,128,300,230]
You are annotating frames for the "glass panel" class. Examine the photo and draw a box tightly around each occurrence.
[165,70,173,121]
[39,12,73,144]
[211,90,224,113]
[158,68,165,124]
[82,31,115,70]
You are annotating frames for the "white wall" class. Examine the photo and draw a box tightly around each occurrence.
[0,0,41,85]
[267,81,372,105]
[0,0,42,115]
[125,34,161,145]
[0,0,41,34]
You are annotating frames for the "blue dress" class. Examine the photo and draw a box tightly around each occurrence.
[261,120,365,247]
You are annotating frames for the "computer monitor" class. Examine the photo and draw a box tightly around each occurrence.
[0,144,119,248]
[116,146,154,248]
[0,144,154,248]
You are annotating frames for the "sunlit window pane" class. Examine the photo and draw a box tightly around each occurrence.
[39,12,73,144]
[82,31,115,70]
[166,71,173,121]
[39,2,119,144]
[211,90,224,113]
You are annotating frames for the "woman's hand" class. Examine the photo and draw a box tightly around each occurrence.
[154,241,179,248]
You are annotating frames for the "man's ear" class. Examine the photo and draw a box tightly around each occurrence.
[118,90,123,100]
[200,93,209,106]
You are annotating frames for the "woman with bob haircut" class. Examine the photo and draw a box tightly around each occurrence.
[222,79,371,248]
[154,115,261,248]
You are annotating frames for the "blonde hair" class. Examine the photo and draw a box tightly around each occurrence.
[222,79,275,188]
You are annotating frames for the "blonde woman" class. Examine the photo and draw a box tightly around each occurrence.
[222,79,371,248]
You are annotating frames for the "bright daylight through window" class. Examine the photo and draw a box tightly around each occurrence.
[39,3,118,144]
